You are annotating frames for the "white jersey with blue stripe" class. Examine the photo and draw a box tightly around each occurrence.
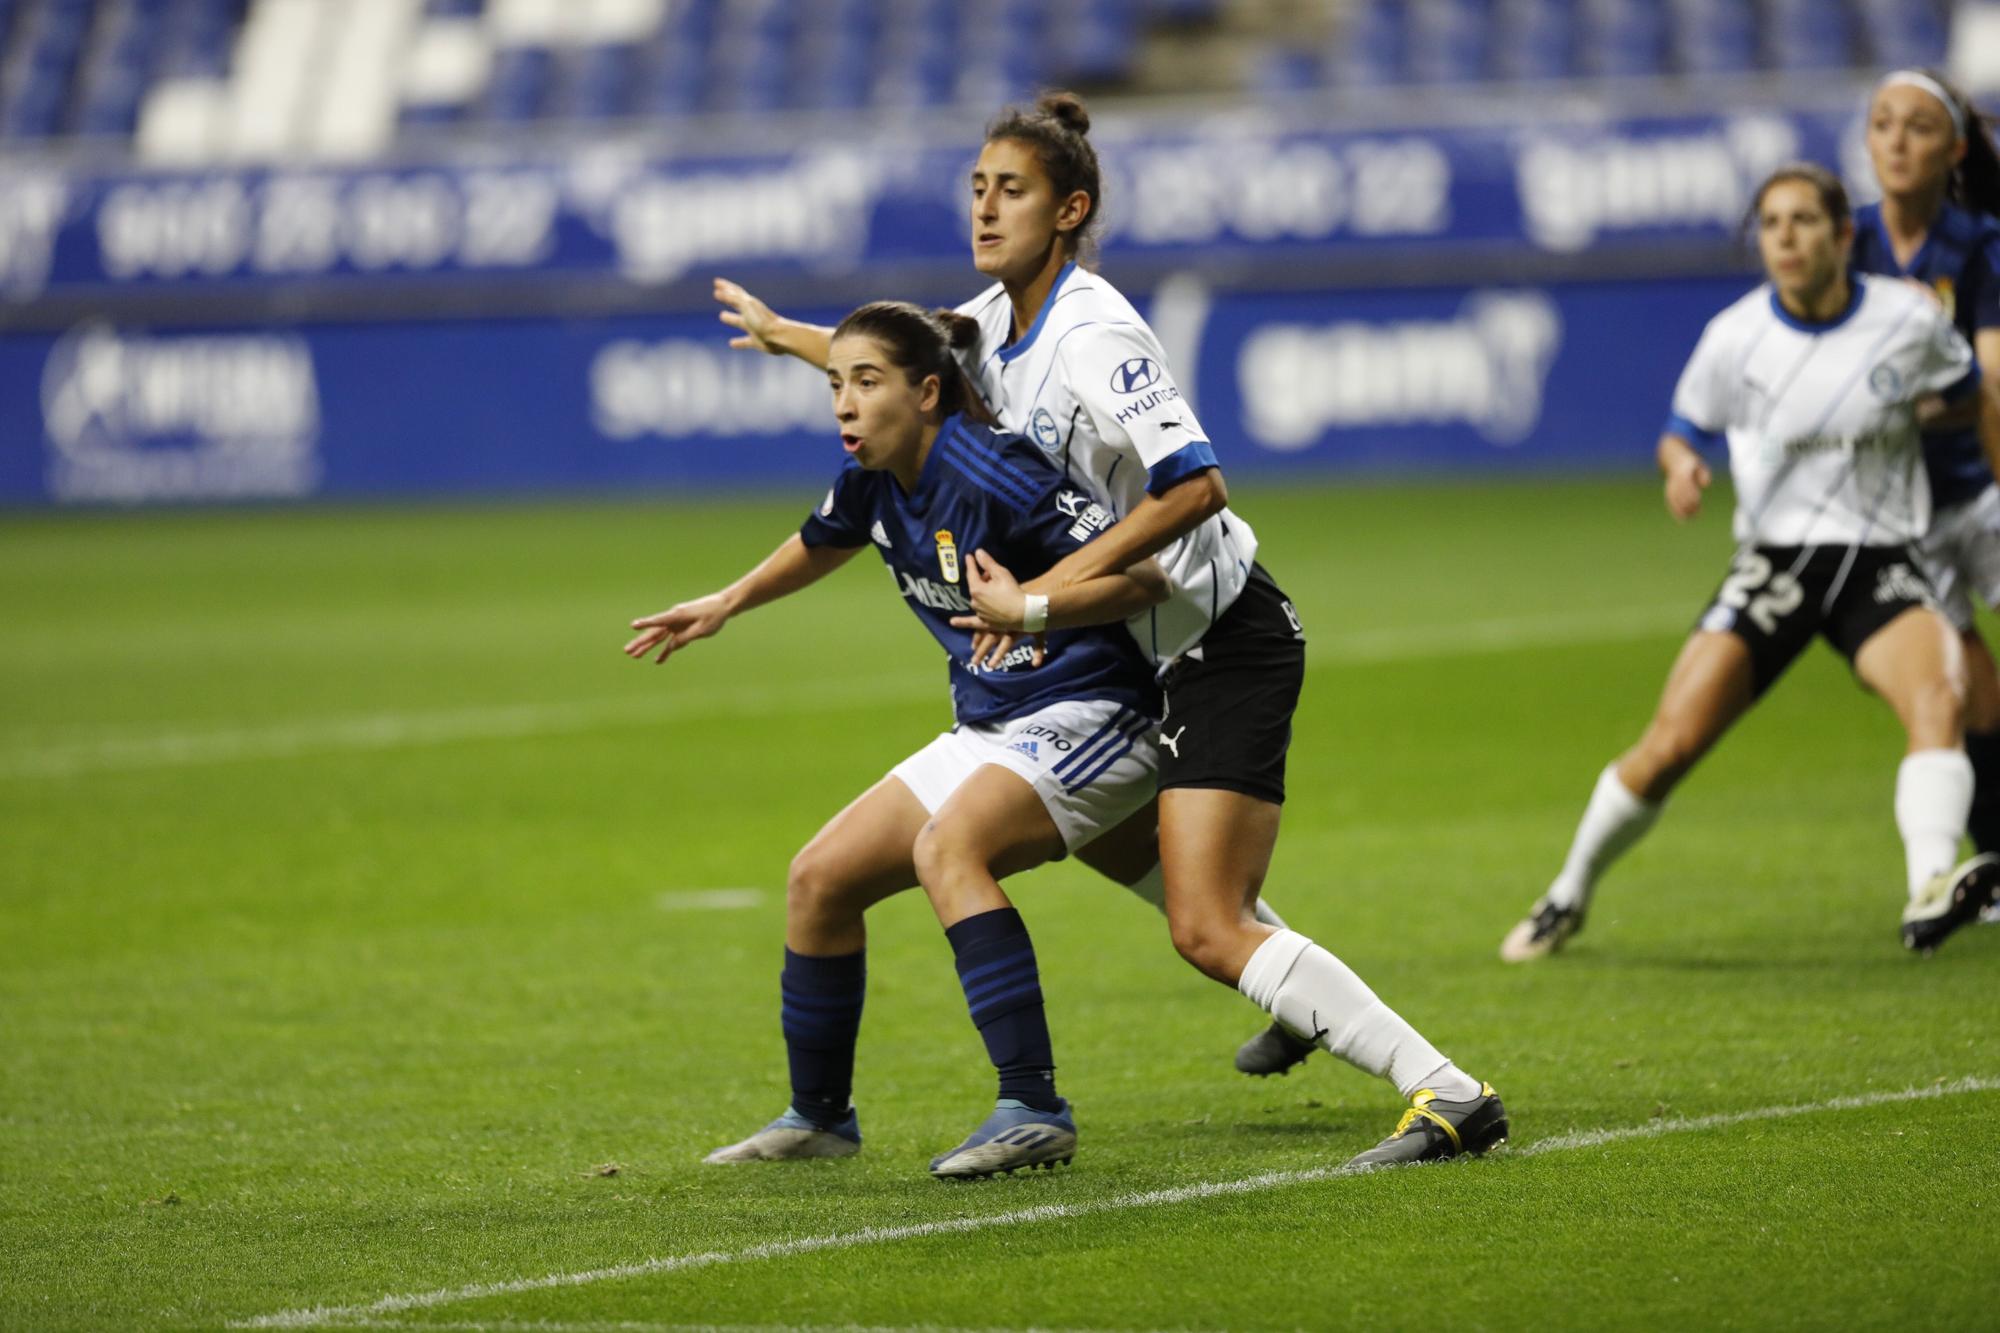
[955,263,1258,664]
[797,413,1160,727]
[1668,273,1979,548]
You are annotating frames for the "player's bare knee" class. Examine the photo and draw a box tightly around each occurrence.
[1167,911,1243,983]
[786,844,852,920]
[911,818,976,896]
[1904,673,1966,747]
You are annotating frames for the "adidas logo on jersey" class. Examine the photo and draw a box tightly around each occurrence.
[898,571,971,612]
[1008,740,1041,760]
[870,520,892,548]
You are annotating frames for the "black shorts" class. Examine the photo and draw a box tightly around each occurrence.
[1156,563,1307,804]
[1695,544,1939,697]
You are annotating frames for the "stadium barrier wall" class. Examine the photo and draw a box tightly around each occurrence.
[0,274,1754,505]
[1,103,1859,307]
[0,96,1875,504]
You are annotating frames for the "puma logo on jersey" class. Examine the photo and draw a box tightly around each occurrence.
[1160,725,1187,758]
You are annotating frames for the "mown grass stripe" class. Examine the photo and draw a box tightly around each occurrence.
[236,1076,2000,1330]
[2,606,1689,781]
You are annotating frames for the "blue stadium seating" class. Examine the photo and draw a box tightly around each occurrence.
[1491,0,1580,82]
[0,0,1976,151]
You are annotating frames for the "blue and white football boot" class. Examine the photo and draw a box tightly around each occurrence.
[702,1107,860,1163]
[929,1098,1076,1180]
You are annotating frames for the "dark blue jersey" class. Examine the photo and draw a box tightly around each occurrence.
[1852,200,2000,508]
[798,413,1161,726]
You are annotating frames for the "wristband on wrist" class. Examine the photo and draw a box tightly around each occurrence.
[1020,593,1049,633]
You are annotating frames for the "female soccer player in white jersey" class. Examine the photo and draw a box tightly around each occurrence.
[629,300,1172,1178]
[716,93,1506,1170]
[1501,164,1998,962]
[1855,71,2000,884]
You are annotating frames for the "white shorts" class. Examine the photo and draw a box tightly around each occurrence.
[1917,484,2000,632]
[889,697,1159,854]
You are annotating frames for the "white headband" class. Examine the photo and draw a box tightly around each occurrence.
[1877,70,1967,141]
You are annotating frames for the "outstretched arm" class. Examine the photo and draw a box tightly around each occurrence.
[625,534,858,664]
[715,277,834,369]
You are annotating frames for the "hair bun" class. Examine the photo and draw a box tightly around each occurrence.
[932,308,984,351]
[1038,90,1090,136]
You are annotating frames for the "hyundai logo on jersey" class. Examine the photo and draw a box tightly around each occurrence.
[1110,357,1160,394]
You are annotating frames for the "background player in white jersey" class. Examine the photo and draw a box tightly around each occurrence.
[716,93,1507,1170]
[1501,164,1998,962]
[1854,71,2000,903]
[628,301,1171,1178]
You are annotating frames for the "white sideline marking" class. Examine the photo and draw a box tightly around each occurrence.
[238,1076,1999,1331]
[0,677,930,781]
[2,605,1685,781]
[656,890,763,911]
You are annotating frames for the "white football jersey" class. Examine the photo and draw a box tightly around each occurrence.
[955,263,1259,663]
[1670,273,1978,548]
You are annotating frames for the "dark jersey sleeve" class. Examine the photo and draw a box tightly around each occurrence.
[1970,227,2000,334]
[991,437,1122,570]
[798,460,872,549]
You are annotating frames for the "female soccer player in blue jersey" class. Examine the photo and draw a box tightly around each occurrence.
[1855,70,2000,883]
[1500,164,1997,962]
[717,93,1506,1170]
[628,300,1172,1177]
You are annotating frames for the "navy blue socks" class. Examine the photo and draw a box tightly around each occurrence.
[780,947,865,1130]
[946,907,1061,1112]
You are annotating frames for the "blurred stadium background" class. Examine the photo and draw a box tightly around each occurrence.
[1,0,1995,506]
[10,6,2000,1328]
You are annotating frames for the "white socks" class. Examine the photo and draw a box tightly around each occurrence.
[1123,864,1290,931]
[1237,929,1479,1101]
[1895,748,1972,897]
[1547,764,1662,911]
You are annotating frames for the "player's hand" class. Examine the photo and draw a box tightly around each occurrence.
[714,278,784,355]
[952,551,1046,668]
[964,549,1025,628]
[624,595,730,664]
[1664,454,1711,522]
[961,628,1046,670]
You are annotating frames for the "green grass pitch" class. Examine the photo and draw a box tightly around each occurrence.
[3,476,1997,1332]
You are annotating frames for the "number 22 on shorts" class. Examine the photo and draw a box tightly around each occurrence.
[1718,551,1804,634]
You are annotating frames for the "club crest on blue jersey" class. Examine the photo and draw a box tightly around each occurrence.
[1110,357,1160,394]
[935,529,960,583]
